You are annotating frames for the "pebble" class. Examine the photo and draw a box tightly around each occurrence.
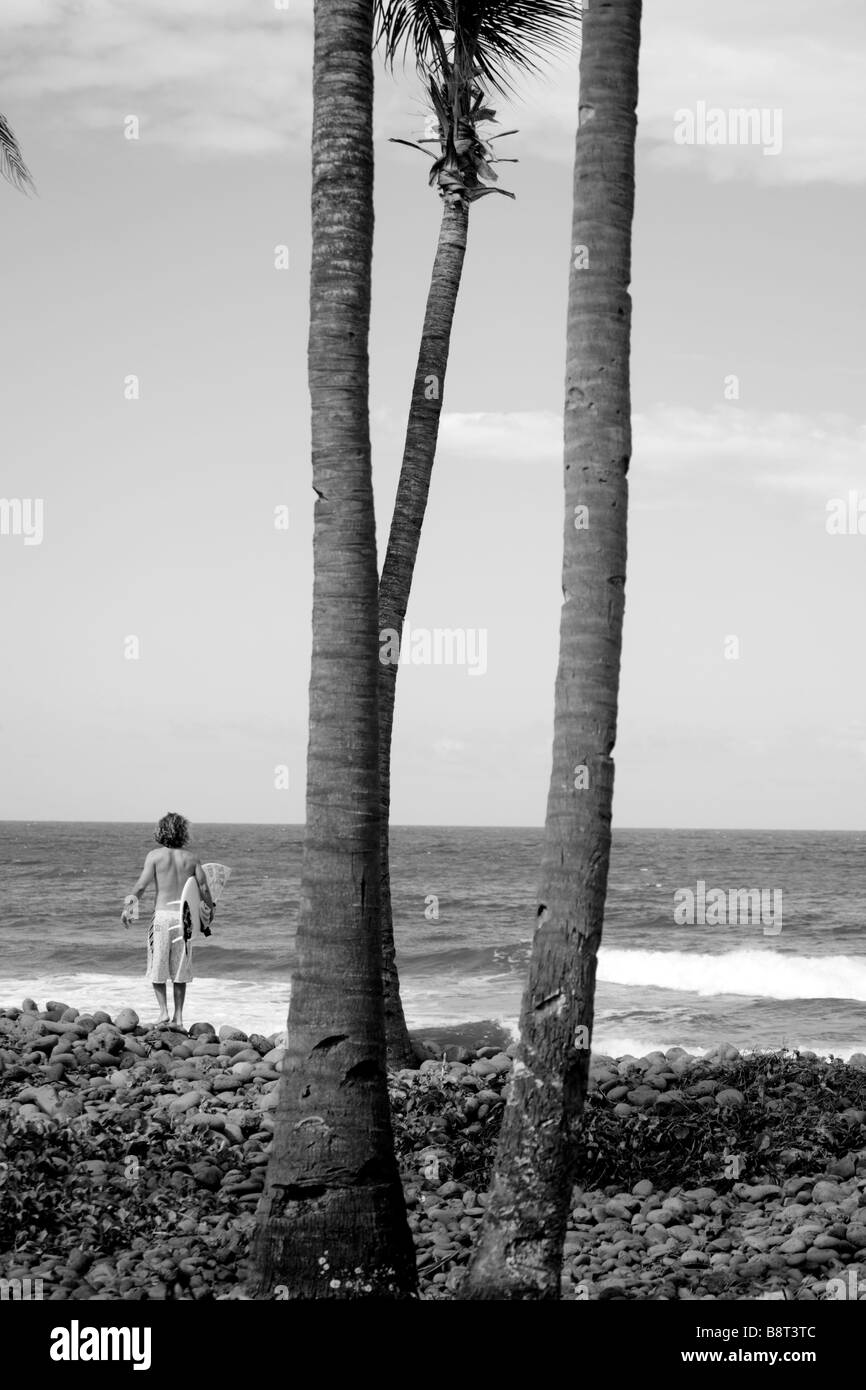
[812,1180,845,1203]
[680,1249,709,1267]
[715,1088,745,1109]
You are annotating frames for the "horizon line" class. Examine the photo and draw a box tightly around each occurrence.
[0,819,863,835]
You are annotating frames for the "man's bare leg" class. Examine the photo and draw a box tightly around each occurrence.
[153,983,169,1024]
[172,983,186,1028]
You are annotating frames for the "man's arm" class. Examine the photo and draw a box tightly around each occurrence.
[195,861,214,911]
[121,852,156,926]
[131,852,157,900]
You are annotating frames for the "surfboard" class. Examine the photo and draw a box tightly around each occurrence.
[166,864,231,941]
[179,875,202,944]
[182,863,232,938]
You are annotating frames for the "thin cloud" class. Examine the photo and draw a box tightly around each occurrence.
[0,0,311,157]
[434,405,866,501]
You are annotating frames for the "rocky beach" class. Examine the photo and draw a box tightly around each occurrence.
[1,998,865,1301]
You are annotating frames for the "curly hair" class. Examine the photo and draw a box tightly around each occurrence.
[154,812,190,850]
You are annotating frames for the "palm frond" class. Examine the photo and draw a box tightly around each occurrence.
[375,0,451,75]
[375,0,580,95]
[390,137,437,159]
[0,113,34,194]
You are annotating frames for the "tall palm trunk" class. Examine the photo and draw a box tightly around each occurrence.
[250,0,416,1299]
[379,197,470,1064]
[463,0,641,1300]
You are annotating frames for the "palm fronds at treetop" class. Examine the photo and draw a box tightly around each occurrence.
[377,1,580,205]
[375,0,581,96]
[0,113,34,193]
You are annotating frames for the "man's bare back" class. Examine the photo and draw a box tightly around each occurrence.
[135,846,214,910]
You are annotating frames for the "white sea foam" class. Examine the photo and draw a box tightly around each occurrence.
[597,948,866,1002]
[2,950,865,1061]
[591,1035,866,1063]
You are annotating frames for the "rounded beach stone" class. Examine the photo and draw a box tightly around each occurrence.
[654,1090,686,1111]
[31,1084,61,1116]
[626,1086,659,1109]
[213,1074,242,1092]
[686,1078,717,1096]
[115,1008,139,1033]
[641,1050,668,1067]
[680,1249,709,1267]
[812,1180,845,1203]
[715,1088,744,1108]
[168,1091,204,1114]
[804,1247,837,1266]
[90,1049,120,1067]
[828,1154,856,1178]
[218,1025,248,1043]
[645,1207,673,1227]
[470,1059,498,1078]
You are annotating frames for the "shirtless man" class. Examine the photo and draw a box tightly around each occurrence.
[121,812,214,1028]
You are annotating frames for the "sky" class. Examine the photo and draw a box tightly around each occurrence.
[1,0,864,830]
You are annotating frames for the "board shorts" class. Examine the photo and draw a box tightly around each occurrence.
[147,909,193,984]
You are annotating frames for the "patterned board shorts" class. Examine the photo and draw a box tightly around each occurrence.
[147,909,193,984]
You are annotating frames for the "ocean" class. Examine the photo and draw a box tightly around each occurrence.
[1,822,864,1059]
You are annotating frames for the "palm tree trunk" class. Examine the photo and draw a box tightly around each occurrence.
[462,0,642,1300]
[378,197,470,1065]
[250,0,416,1299]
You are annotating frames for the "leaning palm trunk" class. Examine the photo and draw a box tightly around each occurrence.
[250,0,416,1299]
[463,0,641,1300]
[378,196,470,1064]
[374,1,579,1065]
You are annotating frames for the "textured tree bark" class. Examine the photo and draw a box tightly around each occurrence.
[378,198,470,1066]
[250,0,416,1300]
[462,0,642,1301]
